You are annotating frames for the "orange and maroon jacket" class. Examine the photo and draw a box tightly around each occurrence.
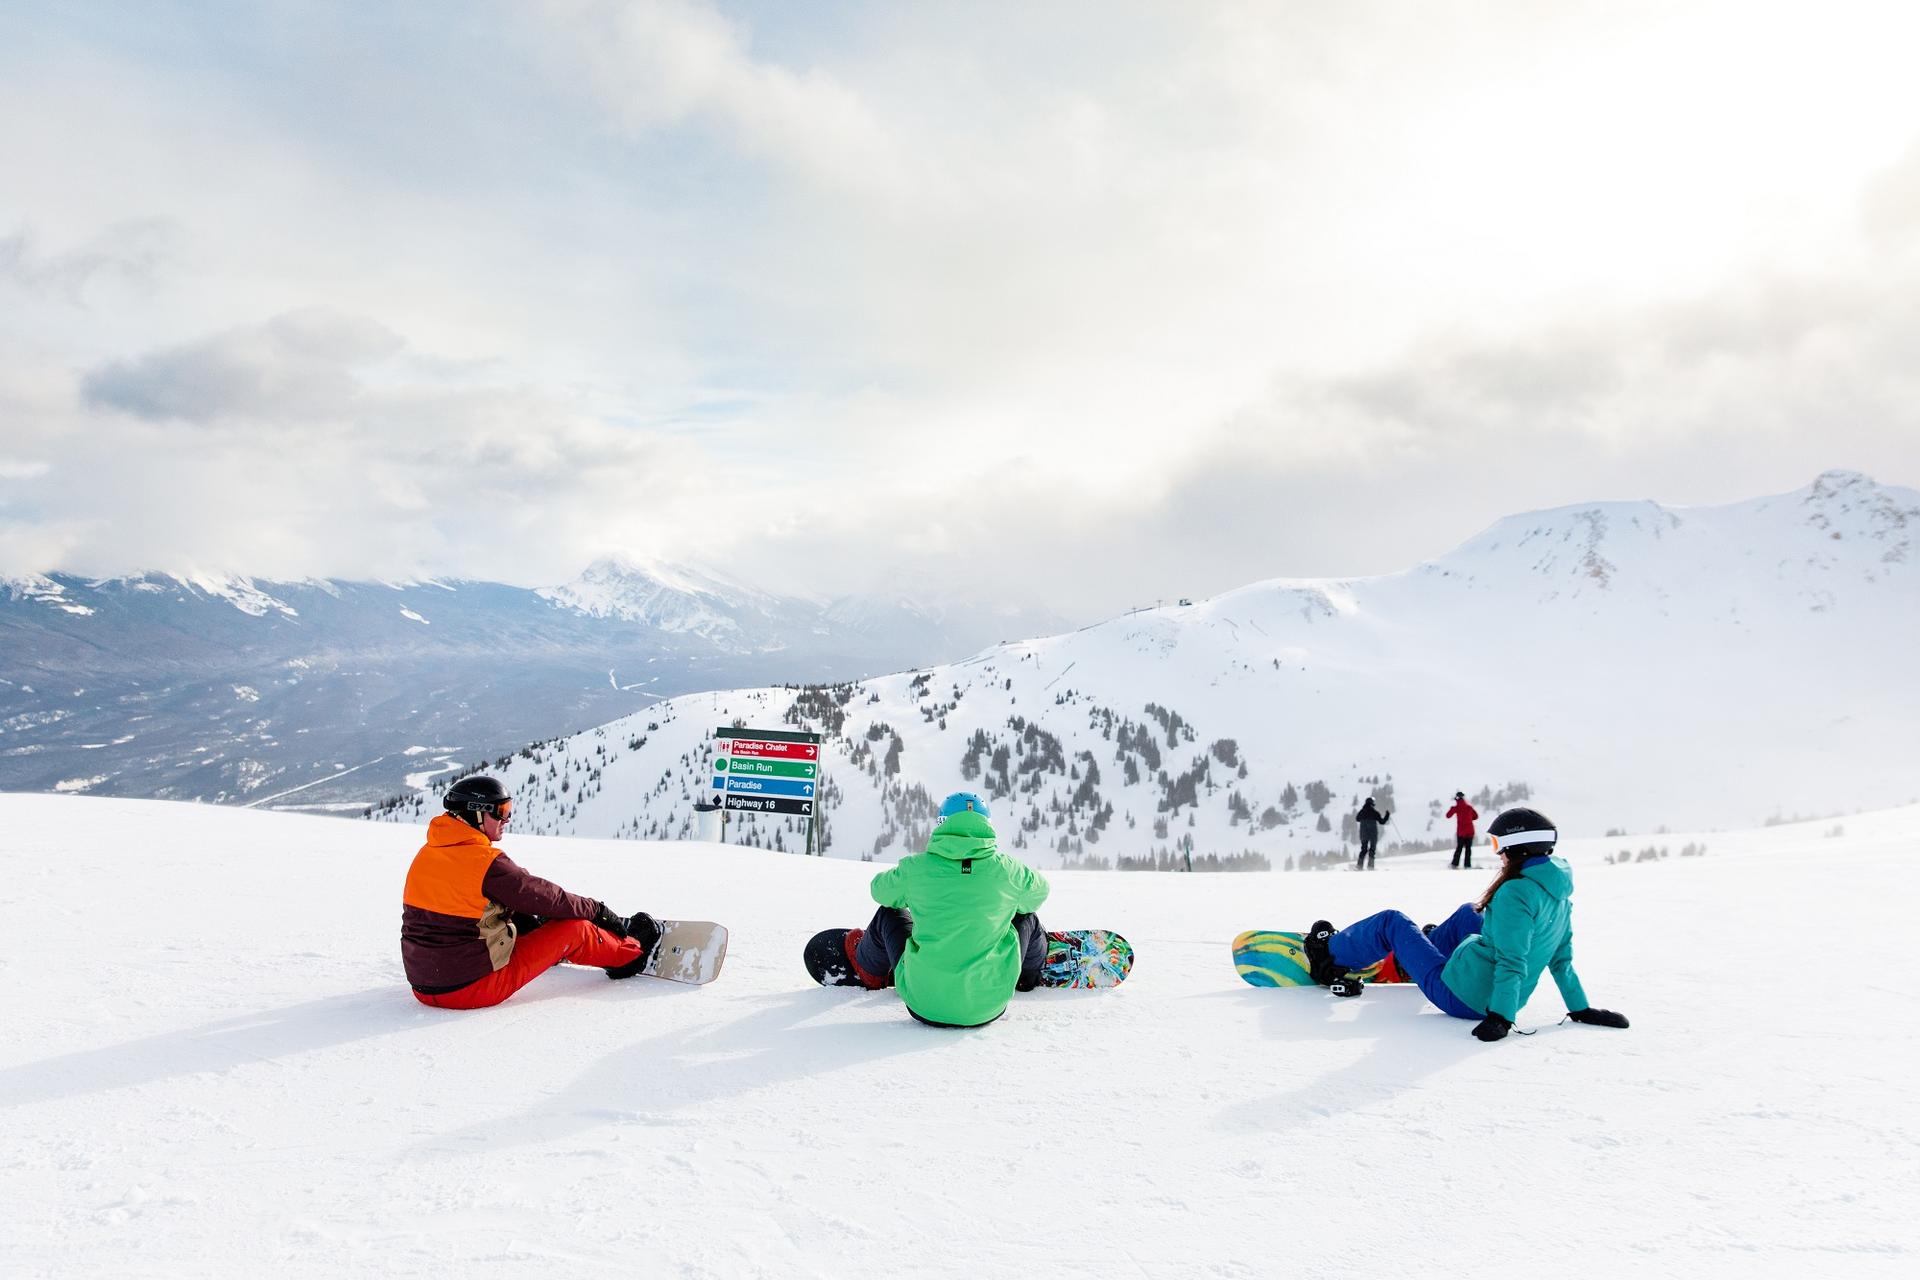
[401,814,604,993]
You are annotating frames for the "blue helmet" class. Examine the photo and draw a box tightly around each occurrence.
[938,791,990,820]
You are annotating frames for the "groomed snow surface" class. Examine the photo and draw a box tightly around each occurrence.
[5,795,1916,1277]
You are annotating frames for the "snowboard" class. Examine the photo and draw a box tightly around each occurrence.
[802,928,1135,989]
[1039,929,1135,989]
[803,927,867,987]
[642,919,729,985]
[1230,929,1408,988]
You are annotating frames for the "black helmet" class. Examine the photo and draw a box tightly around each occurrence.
[444,774,511,820]
[1488,806,1556,853]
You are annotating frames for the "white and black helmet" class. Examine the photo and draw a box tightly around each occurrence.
[1487,806,1556,853]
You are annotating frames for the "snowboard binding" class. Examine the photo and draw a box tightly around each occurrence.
[1305,920,1365,997]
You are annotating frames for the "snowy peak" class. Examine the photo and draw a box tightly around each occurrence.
[536,556,805,646]
[4,570,307,618]
[1432,499,1683,595]
[1419,472,1917,604]
[163,572,302,619]
[1786,469,1915,563]
[1,573,96,616]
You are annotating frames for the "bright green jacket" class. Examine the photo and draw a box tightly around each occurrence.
[1441,854,1590,1021]
[869,810,1050,1027]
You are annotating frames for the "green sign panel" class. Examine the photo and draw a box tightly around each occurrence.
[715,757,817,779]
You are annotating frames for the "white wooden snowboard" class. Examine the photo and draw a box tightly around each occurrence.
[643,919,729,985]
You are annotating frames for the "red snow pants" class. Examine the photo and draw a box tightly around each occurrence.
[413,920,644,1010]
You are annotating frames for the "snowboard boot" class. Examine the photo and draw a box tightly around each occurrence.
[1304,920,1361,996]
[842,928,890,990]
[605,912,662,980]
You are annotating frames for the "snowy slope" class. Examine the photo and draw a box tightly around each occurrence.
[369,472,1920,856]
[3,794,1916,1276]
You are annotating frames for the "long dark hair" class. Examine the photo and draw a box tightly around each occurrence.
[1475,848,1537,912]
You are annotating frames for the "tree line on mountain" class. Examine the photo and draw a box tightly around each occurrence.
[364,674,1539,872]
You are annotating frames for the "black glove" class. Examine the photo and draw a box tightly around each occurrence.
[591,903,630,938]
[1472,1012,1512,1042]
[1568,1007,1629,1028]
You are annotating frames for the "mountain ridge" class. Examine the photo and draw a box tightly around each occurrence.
[370,472,1920,854]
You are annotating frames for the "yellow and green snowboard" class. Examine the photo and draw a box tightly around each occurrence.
[1230,929,1411,988]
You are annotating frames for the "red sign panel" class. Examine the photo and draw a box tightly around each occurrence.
[726,738,820,760]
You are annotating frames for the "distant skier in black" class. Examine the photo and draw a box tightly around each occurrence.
[1355,797,1390,870]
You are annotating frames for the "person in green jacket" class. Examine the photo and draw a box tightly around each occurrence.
[843,792,1050,1028]
[1302,807,1630,1041]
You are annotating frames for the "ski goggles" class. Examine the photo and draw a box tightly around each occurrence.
[1489,828,1554,854]
[486,800,513,823]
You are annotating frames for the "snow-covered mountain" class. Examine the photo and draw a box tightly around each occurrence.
[0,564,1059,807]
[535,556,813,646]
[371,471,1920,854]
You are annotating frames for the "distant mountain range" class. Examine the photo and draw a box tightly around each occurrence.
[370,471,1920,856]
[0,558,1064,807]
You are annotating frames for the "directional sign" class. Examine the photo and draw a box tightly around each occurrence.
[726,738,820,761]
[720,794,814,816]
[712,774,815,799]
[713,726,825,848]
[715,757,816,780]
[715,728,820,744]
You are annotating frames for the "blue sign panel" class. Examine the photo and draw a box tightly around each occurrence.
[711,773,815,799]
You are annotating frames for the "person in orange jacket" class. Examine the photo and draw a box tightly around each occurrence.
[401,775,660,1009]
[1447,791,1479,869]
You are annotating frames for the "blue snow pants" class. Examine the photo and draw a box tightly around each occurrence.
[1328,903,1484,1019]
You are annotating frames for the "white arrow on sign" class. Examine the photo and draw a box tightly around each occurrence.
[805,745,816,757]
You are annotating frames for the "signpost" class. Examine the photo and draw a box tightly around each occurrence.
[713,727,824,853]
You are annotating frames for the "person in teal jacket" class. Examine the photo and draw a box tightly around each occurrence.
[843,792,1050,1028]
[1303,807,1629,1041]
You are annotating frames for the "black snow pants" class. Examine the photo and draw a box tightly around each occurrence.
[852,906,1048,988]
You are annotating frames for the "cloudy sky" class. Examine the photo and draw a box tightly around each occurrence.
[3,0,1919,620]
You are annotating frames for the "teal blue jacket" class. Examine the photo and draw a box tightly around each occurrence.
[1441,855,1590,1020]
[869,810,1049,1027]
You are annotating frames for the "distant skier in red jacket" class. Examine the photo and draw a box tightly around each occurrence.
[1446,791,1478,869]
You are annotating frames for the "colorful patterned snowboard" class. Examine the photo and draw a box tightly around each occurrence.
[1039,929,1135,989]
[642,919,729,985]
[802,928,1135,989]
[1230,929,1407,988]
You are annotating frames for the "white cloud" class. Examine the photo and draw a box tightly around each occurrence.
[0,218,179,304]
[82,309,404,424]
[1,1,1918,615]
